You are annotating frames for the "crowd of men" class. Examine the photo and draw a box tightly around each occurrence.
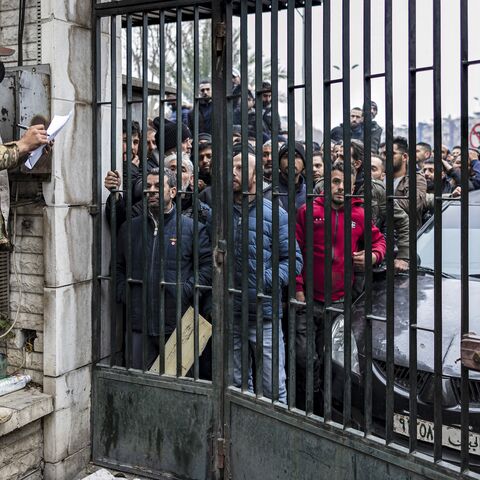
[103,79,480,407]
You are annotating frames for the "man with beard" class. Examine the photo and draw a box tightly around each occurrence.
[116,168,212,370]
[165,152,212,229]
[312,150,324,183]
[370,101,383,153]
[197,141,213,192]
[422,158,461,221]
[262,140,273,183]
[392,136,427,229]
[330,107,364,145]
[295,162,386,406]
[188,79,212,134]
[278,142,307,211]
[416,142,432,170]
[231,143,303,403]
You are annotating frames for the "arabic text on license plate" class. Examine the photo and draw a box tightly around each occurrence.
[393,413,480,456]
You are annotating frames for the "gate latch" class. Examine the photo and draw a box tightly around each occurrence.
[461,333,480,371]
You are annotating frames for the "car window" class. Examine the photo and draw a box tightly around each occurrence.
[417,204,480,276]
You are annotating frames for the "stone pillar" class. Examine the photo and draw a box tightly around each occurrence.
[40,2,94,478]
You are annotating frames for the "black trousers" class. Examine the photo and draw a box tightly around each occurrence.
[295,300,344,398]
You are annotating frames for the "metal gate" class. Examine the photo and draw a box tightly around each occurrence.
[91,0,479,478]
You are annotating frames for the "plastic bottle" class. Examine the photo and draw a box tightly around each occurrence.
[0,374,31,397]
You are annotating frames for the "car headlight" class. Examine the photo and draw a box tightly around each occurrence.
[331,315,360,375]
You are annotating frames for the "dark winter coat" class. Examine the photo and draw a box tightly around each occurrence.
[116,205,212,336]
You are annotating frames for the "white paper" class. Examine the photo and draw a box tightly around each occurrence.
[24,110,73,170]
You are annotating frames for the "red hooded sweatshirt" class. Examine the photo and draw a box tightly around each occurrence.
[296,197,386,302]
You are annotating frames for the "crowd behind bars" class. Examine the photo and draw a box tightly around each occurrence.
[103,75,480,407]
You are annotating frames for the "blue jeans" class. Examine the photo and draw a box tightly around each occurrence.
[232,320,287,404]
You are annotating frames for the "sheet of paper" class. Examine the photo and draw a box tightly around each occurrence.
[149,307,212,376]
[24,110,73,170]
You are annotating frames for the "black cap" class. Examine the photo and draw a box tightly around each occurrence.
[232,142,256,158]
[278,142,306,165]
[154,119,192,153]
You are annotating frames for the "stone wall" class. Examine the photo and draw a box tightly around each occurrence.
[3,183,45,386]
[40,0,94,478]
[0,0,41,67]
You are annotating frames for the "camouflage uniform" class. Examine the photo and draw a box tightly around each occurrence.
[0,142,21,250]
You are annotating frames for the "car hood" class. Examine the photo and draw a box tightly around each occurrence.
[352,274,480,378]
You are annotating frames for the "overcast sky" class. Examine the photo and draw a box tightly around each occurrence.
[245,0,480,131]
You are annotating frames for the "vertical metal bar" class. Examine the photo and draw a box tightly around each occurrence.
[384,0,395,444]
[362,0,373,437]
[109,14,118,368]
[240,0,249,394]
[211,1,228,476]
[192,6,200,381]
[432,0,443,462]
[254,0,264,399]
[141,12,149,371]
[176,8,184,377]
[407,0,418,453]
[459,0,470,471]
[270,0,280,403]
[225,0,234,391]
[341,0,352,429]
[322,0,333,423]
[286,0,297,411]
[158,9,166,376]
[304,0,314,416]
[125,14,133,370]
[93,13,102,366]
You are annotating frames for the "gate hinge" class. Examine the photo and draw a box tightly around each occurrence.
[88,204,99,216]
[215,22,226,54]
[216,437,225,469]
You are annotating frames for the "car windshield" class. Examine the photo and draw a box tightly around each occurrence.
[417,202,480,277]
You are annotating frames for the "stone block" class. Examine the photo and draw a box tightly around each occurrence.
[14,206,44,216]
[43,206,92,287]
[6,347,24,368]
[13,237,44,255]
[10,273,44,294]
[44,403,91,465]
[10,291,44,315]
[43,367,92,463]
[22,469,43,480]
[25,352,43,371]
[41,0,91,28]
[0,420,43,478]
[33,332,44,352]
[40,20,92,104]
[11,253,44,276]
[43,364,91,411]
[44,282,92,377]
[0,388,53,436]
[14,214,44,237]
[42,102,93,206]
[2,328,25,349]
[11,312,43,332]
[44,445,91,480]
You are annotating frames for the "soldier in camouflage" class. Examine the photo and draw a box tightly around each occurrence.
[0,124,49,249]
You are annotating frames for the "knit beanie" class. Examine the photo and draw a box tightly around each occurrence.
[154,118,192,153]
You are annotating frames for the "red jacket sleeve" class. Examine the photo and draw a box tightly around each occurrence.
[371,222,386,265]
[295,206,306,292]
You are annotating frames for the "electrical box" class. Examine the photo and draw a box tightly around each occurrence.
[0,65,51,180]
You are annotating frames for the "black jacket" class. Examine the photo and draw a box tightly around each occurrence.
[116,205,212,336]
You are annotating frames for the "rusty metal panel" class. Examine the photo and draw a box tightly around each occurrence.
[92,368,214,479]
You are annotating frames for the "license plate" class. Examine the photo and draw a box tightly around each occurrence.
[394,413,480,456]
